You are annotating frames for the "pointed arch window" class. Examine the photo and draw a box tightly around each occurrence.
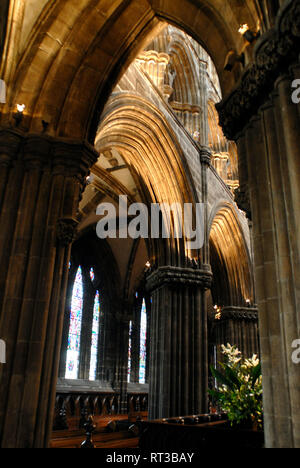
[65,266,83,379]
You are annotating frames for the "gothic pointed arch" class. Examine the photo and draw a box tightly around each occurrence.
[0,0,260,139]
[208,203,254,307]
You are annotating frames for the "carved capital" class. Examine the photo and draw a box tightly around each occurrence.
[217,0,300,140]
[214,306,258,322]
[57,218,78,246]
[0,131,99,183]
[146,265,213,292]
[234,185,252,220]
[52,141,98,185]
[23,136,52,171]
[199,146,212,166]
[0,129,22,168]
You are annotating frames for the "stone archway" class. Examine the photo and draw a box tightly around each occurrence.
[0,0,258,138]
[209,203,254,308]
[208,203,259,361]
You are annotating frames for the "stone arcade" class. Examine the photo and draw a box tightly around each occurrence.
[0,0,299,449]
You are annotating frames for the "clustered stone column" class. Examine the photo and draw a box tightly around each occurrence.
[0,129,97,448]
[200,146,212,266]
[217,0,300,448]
[115,313,131,414]
[147,266,212,420]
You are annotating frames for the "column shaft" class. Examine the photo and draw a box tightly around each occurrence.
[147,266,212,419]
[0,132,97,448]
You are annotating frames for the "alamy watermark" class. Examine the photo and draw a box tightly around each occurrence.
[0,339,6,364]
[292,339,300,364]
[96,196,205,250]
[291,79,300,104]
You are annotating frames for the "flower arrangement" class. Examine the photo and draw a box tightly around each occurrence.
[209,344,263,430]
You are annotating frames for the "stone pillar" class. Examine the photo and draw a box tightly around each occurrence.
[97,295,118,385]
[217,1,300,446]
[116,316,130,414]
[242,86,300,447]
[232,98,300,447]
[200,147,211,266]
[147,266,212,420]
[0,130,97,448]
[198,61,209,145]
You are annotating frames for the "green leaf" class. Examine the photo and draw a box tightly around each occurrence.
[208,389,222,400]
[251,363,262,386]
[210,365,236,390]
[224,365,241,388]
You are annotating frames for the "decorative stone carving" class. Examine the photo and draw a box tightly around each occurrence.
[217,306,258,322]
[234,185,252,220]
[217,0,300,140]
[199,146,212,166]
[146,265,213,292]
[23,136,52,171]
[57,217,79,246]
[52,140,98,185]
[0,129,22,167]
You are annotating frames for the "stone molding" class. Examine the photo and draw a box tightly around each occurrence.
[0,128,98,180]
[217,0,300,140]
[146,265,213,292]
[0,129,22,167]
[214,306,258,322]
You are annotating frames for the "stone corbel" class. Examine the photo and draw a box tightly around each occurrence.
[56,217,79,247]
[199,146,212,166]
[234,184,252,220]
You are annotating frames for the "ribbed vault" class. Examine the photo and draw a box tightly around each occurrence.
[94,93,199,266]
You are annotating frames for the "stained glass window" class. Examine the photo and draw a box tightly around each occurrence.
[90,268,95,282]
[128,321,133,383]
[139,299,147,384]
[89,290,100,381]
[65,266,83,379]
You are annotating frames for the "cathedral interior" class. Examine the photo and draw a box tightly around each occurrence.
[0,0,299,449]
